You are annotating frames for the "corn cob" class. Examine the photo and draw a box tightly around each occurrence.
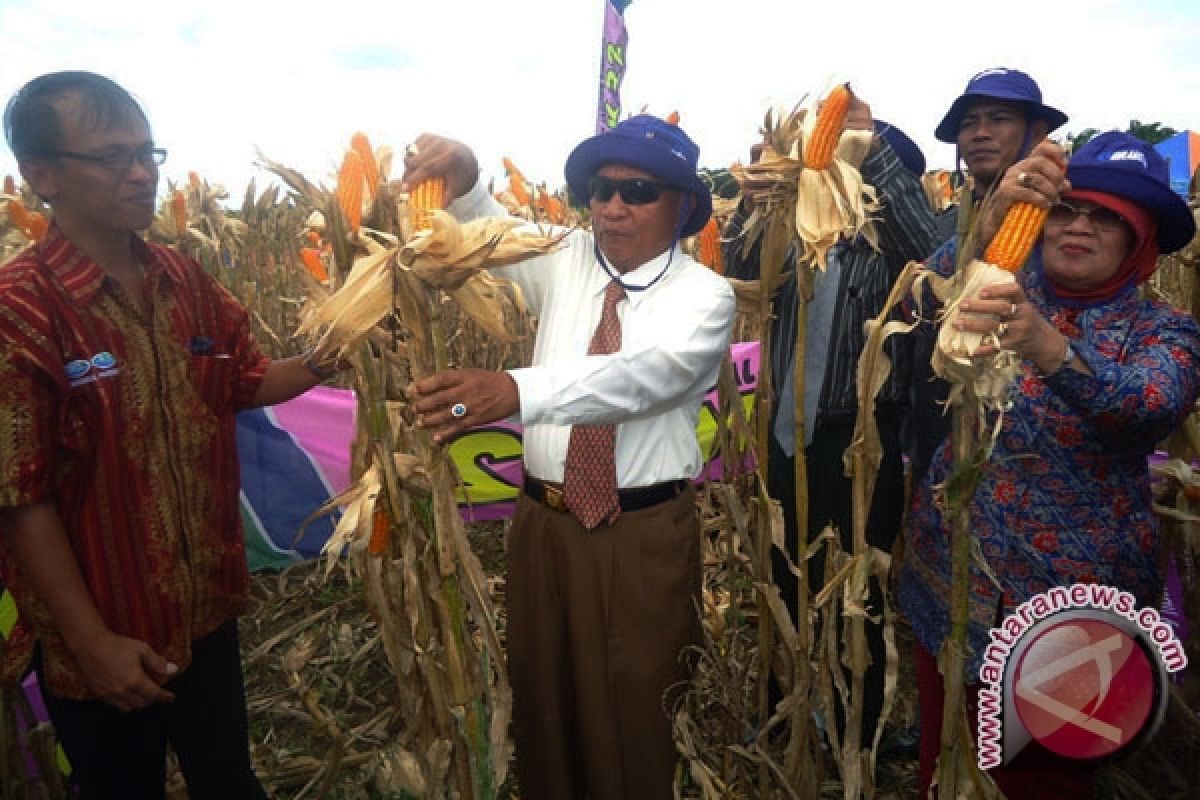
[535,187,565,224]
[6,199,48,241]
[409,177,445,232]
[300,246,329,282]
[29,212,47,241]
[171,189,188,238]
[804,83,852,170]
[665,110,680,125]
[695,216,724,274]
[350,132,380,200]
[336,149,365,232]
[3,175,14,195]
[983,202,1048,273]
[368,506,390,555]
[501,157,531,206]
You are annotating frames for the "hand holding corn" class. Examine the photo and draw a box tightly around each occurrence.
[410,368,520,444]
[399,133,480,205]
[842,93,873,133]
[977,140,1071,266]
[954,282,1077,373]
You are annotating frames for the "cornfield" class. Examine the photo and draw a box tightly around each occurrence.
[2,121,1200,800]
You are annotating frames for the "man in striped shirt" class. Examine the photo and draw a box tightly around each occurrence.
[0,71,340,798]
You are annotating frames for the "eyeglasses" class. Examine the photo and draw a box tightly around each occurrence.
[46,146,167,173]
[587,175,672,205]
[1046,201,1128,233]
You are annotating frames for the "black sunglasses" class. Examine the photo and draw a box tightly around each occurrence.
[587,175,673,205]
[1046,201,1128,233]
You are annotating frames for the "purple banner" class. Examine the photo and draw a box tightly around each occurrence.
[595,0,630,134]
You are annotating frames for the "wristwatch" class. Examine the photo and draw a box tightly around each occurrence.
[303,348,344,381]
[1039,338,1075,376]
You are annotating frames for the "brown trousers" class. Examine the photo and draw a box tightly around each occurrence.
[506,485,702,800]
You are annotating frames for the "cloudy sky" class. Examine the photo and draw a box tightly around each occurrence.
[2,0,1198,200]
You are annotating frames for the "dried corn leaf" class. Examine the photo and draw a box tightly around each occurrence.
[400,211,568,289]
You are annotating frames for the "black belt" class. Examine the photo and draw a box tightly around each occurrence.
[523,474,688,514]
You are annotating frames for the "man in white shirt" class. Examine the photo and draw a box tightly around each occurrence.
[404,116,735,799]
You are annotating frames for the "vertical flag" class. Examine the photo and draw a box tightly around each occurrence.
[595,0,632,133]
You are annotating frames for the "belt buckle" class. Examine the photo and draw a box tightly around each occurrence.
[544,483,566,512]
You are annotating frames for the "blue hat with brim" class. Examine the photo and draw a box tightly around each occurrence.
[935,68,1068,144]
[874,119,925,176]
[564,115,713,237]
[1066,131,1196,253]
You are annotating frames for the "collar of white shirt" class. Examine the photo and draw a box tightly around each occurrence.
[592,243,678,309]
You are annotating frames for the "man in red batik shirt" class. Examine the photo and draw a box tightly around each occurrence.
[0,71,341,798]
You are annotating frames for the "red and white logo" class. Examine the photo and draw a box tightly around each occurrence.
[1012,617,1155,759]
[976,584,1182,770]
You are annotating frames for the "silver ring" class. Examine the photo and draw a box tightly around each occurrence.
[1017,171,1031,187]
[449,402,467,419]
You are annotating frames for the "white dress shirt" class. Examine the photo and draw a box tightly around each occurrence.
[449,179,736,487]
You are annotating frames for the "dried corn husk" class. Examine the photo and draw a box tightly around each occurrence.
[400,210,567,288]
[929,259,1022,406]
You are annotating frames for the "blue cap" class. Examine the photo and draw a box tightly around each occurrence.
[874,119,925,176]
[935,67,1067,144]
[564,115,712,237]
[1067,131,1196,253]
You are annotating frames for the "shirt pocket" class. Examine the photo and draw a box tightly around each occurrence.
[187,336,240,415]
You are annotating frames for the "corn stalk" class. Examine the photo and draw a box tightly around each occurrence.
[267,139,563,797]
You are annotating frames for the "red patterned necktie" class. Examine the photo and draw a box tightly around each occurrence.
[563,280,625,528]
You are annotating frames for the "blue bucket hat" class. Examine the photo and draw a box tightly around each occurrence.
[564,114,713,237]
[1066,131,1196,253]
[874,119,925,176]
[935,67,1068,144]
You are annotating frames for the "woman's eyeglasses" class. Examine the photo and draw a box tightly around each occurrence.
[1046,201,1128,233]
[587,175,672,205]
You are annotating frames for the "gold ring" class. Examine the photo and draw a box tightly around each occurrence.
[997,322,1009,338]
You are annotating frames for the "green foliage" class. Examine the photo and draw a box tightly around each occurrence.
[700,167,740,199]
[1126,119,1177,145]
[1066,120,1179,152]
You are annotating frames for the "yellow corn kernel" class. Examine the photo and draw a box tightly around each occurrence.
[350,132,380,200]
[984,202,1049,273]
[336,149,365,232]
[409,177,445,231]
[501,157,531,206]
[171,189,188,237]
[6,198,47,242]
[665,110,680,126]
[804,83,852,170]
[695,217,724,274]
[368,506,390,555]
[300,247,329,282]
[535,186,565,224]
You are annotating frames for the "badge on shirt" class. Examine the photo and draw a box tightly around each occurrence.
[65,352,120,387]
[188,336,216,355]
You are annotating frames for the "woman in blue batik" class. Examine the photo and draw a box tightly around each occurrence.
[898,131,1200,799]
